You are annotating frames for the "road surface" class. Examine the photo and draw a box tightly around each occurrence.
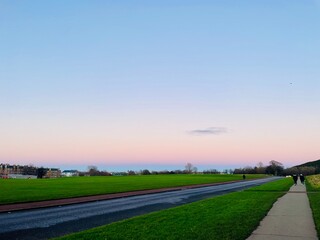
[0,177,281,240]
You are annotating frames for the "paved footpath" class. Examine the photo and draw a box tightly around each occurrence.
[247,182,318,240]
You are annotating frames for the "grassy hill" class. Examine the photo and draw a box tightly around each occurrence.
[295,159,320,169]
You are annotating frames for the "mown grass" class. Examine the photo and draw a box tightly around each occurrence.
[0,174,266,204]
[306,174,320,236]
[56,178,292,240]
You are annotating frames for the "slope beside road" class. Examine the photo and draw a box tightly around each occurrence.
[0,177,281,240]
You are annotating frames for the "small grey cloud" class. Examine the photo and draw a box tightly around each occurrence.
[188,127,228,136]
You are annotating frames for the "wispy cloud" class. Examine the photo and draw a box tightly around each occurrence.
[188,127,228,136]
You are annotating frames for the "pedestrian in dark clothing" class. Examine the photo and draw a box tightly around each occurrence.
[242,174,246,180]
[300,174,305,185]
[292,174,298,185]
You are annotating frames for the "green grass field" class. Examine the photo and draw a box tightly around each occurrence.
[55,178,292,240]
[306,174,320,236]
[0,174,266,204]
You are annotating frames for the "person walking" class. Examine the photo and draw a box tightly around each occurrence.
[292,174,298,185]
[300,174,305,185]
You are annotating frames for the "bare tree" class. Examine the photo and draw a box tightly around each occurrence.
[185,163,197,174]
[256,162,266,174]
[127,170,136,175]
[270,160,283,167]
[87,165,98,171]
[87,165,99,176]
[192,166,198,173]
[37,167,47,179]
[23,164,37,175]
[267,160,284,176]
[257,162,264,168]
[185,163,193,173]
[142,169,151,175]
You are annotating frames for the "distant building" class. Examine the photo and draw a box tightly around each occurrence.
[0,164,25,178]
[44,168,61,178]
[61,170,79,177]
[0,163,61,179]
[8,174,37,179]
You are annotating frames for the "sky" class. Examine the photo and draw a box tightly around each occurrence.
[1,0,320,171]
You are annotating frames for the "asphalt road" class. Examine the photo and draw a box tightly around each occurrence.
[0,177,281,240]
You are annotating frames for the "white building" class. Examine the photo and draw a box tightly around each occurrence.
[61,170,79,177]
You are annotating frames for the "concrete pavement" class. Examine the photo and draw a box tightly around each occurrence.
[247,182,318,240]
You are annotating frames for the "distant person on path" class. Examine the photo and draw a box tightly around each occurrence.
[242,174,246,180]
[292,174,298,185]
[300,174,305,185]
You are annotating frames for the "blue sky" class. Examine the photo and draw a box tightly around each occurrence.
[1,1,320,171]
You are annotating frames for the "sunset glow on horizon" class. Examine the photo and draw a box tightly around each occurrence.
[1,1,320,171]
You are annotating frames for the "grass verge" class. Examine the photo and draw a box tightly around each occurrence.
[55,178,292,240]
[306,174,320,236]
[0,174,265,205]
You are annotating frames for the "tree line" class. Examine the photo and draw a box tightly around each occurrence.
[233,160,319,176]
[79,160,319,177]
